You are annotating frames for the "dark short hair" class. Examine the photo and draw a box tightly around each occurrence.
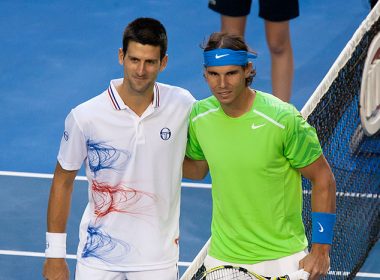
[202,32,256,86]
[122,18,167,61]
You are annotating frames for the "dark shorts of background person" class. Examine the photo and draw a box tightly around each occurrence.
[208,0,299,22]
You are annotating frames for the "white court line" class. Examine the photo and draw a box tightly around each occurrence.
[0,250,76,260]
[0,249,379,277]
[0,170,212,189]
[0,170,56,179]
[1,171,379,277]
[0,249,191,266]
[356,272,380,278]
[1,171,380,195]
[3,170,380,196]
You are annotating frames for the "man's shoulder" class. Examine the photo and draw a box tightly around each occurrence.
[74,91,107,110]
[156,82,194,101]
[195,95,218,107]
[190,96,220,120]
[255,90,300,122]
[70,89,109,120]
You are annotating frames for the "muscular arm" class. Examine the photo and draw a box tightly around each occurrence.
[43,162,78,280]
[300,155,336,213]
[298,155,336,280]
[182,156,209,180]
[47,162,77,232]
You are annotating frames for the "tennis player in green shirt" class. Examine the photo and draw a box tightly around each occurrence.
[183,32,336,280]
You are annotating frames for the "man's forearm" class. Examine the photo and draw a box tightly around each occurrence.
[47,163,77,232]
[182,157,209,180]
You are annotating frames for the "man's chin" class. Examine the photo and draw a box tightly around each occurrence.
[129,82,152,94]
[215,95,232,104]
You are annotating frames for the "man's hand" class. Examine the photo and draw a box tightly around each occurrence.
[43,258,69,280]
[299,244,330,280]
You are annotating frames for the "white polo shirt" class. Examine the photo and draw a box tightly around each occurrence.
[58,78,195,271]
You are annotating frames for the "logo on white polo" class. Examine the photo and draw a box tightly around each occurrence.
[251,123,266,129]
[215,54,229,59]
[160,127,171,140]
[318,222,324,233]
[63,131,69,141]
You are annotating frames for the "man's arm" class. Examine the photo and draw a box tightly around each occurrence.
[43,162,78,280]
[183,156,209,180]
[298,155,336,280]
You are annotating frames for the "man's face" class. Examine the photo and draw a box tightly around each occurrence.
[204,64,251,106]
[119,41,167,95]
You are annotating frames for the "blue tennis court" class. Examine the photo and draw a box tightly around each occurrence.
[0,0,379,279]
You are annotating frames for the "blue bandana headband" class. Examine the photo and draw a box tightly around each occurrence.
[203,48,257,67]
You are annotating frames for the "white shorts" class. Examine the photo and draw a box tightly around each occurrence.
[75,262,178,280]
[204,249,308,277]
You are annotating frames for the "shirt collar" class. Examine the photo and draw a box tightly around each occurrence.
[107,79,160,111]
[153,82,160,108]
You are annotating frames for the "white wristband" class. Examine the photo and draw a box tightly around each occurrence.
[45,232,67,258]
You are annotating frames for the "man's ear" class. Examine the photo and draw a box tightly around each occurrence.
[245,62,253,78]
[159,54,168,72]
[118,48,124,65]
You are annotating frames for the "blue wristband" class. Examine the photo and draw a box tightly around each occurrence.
[312,212,336,244]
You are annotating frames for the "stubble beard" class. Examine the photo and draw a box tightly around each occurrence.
[127,76,154,95]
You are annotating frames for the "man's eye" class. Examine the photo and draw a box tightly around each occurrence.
[147,60,156,65]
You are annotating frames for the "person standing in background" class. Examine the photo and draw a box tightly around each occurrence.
[208,0,299,102]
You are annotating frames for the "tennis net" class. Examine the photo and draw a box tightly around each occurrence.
[181,2,380,279]
[301,1,380,278]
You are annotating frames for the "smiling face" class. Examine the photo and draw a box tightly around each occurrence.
[204,63,252,107]
[118,41,167,96]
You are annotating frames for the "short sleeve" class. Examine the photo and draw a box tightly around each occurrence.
[284,107,323,169]
[57,110,87,170]
[185,104,206,160]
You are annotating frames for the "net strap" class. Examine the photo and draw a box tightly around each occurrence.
[180,238,210,280]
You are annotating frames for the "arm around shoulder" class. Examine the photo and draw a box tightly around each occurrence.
[183,156,209,180]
